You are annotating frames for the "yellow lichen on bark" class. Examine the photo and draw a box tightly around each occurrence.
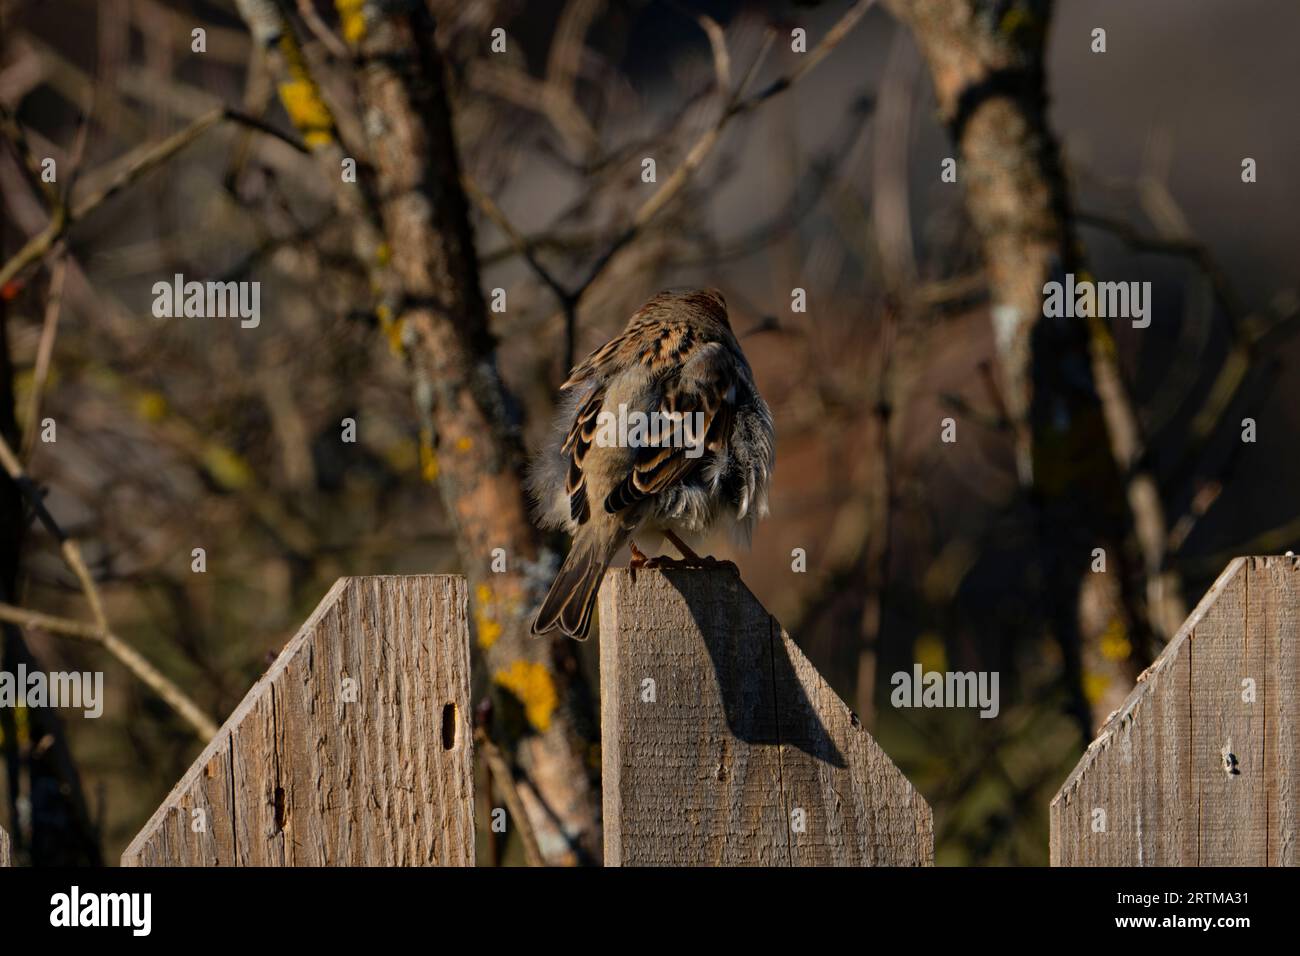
[335,0,368,47]
[493,660,558,732]
[275,35,334,147]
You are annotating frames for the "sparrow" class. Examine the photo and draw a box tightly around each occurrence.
[529,288,775,639]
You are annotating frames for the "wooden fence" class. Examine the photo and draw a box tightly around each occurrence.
[89,555,1294,866]
[115,567,931,866]
[600,567,932,865]
[122,575,474,866]
[1052,556,1299,865]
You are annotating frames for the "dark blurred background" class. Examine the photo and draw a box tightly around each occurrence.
[1,0,1297,865]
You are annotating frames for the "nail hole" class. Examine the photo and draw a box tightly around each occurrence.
[1222,751,1240,776]
[441,702,457,750]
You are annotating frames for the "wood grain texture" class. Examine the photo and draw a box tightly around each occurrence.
[0,824,8,866]
[122,576,474,866]
[1051,556,1299,865]
[600,567,933,866]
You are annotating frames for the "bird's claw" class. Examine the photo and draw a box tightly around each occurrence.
[628,539,735,577]
[641,554,736,572]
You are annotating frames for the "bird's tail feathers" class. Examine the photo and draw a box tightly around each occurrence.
[532,533,622,640]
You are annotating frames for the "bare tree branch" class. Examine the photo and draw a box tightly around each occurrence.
[0,106,307,288]
[0,434,220,741]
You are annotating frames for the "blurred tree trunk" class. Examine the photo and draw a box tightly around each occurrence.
[348,5,600,864]
[232,1,599,861]
[881,0,1180,734]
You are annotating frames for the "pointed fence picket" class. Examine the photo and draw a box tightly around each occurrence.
[1052,556,1299,865]
[598,567,933,866]
[121,575,474,866]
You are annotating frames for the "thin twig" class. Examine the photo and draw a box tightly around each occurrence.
[572,0,874,305]
[689,11,732,92]
[295,0,349,59]
[0,106,307,287]
[542,0,605,158]
[569,26,778,299]
[464,0,876,373]
[0,429,63,542]
[0,603,219,740]
[0,99,59,207]
[461,173,571,306]
[474,728,545,866]
[1077,210,1244,337]
[857,300,899,726]
[746,0,876,105]
[0,433,220,741]
[21,251,67,459]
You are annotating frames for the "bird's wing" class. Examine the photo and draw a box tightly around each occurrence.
[560,385,605,524]
[561,331,628,391]
[603,342,737,515]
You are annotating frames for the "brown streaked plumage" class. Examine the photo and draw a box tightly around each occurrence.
[528,289,775,639]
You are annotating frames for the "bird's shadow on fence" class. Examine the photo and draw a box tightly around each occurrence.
[664,568,847,768]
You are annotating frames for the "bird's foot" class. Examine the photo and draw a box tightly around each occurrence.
[629,540,649,582]
[629,536,736,576]
[664,529,701,562]
[635,552,737,573]
[655,554,737,572]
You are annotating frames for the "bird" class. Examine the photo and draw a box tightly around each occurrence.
[529,288,775,639]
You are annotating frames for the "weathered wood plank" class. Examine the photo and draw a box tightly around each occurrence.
[0,823,9,866]
[1263,559,1300,864]
[123,575,474,866]
[600,567,933,866]
[1051,557,1299,865]
[1194,560,1267,864]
